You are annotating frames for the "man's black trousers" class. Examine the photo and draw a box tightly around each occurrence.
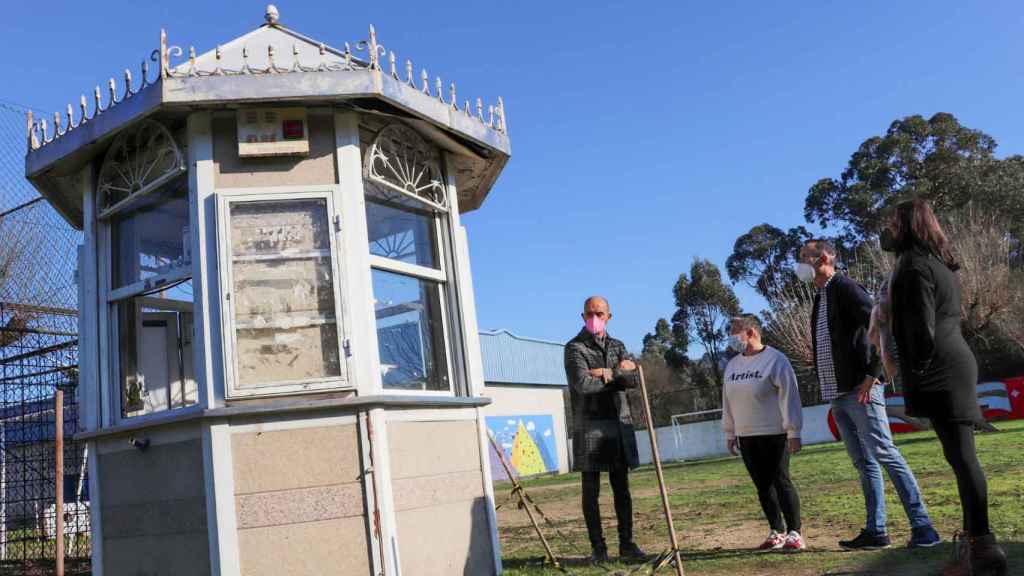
[581,461,633,551]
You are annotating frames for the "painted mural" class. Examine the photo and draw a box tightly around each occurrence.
[486,415,559,480]
[828,378,1024,440]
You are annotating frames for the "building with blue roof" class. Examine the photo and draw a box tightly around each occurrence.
[478,330,570,477]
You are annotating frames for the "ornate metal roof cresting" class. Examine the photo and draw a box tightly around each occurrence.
[365,124,447,211]
[96,119,185,216]
[26,9,508,155]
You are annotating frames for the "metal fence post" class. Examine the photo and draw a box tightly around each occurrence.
[55,390,64,576]
[1,421,6,562]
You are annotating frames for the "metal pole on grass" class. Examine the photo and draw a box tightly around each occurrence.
[638,365,685,576]
[55,390,64,576]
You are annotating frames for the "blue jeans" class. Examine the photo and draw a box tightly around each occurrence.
[831,385,931,534]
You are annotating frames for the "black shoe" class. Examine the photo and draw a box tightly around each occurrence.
[907,525,941,548]
[619,541,647,559]
[589,547,610,564]
[839,530,891,551]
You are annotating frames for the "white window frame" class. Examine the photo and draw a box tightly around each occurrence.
[365,190,457,398]
[216,185,352,399]
[100,172,202,425]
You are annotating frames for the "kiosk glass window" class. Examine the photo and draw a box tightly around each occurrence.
[116,281,198,417]
[104,175,198,419]
[218,193,347,397]
[111,177,191,289]
[362,122,456,394]
[366,199,438,269]
[371,269,448,391]
[98,120,197,420]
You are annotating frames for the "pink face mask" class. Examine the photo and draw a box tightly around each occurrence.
[585,316,606,335]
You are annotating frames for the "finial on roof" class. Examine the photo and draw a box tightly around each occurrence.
[265,4,280,25]
[26,110,35,151]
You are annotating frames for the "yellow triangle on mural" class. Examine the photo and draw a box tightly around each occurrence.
[510,421,547,476]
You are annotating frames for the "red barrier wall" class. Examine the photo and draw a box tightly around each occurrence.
[827,378,1024,440]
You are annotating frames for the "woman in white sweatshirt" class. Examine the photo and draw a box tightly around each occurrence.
[723,314,805,551]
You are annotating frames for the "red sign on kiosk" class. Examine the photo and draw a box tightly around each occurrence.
[282,119,305,140]
[237,107,309,157]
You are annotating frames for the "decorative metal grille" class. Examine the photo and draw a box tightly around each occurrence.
[96,119,184,216]
[364,124,447,211]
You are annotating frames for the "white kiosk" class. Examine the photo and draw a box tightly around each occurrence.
[25,6,511,575]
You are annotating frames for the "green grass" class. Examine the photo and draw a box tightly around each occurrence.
[497,419,1024,575]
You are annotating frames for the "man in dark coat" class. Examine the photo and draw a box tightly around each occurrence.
[564,296,645,563]
[798,240,940,551]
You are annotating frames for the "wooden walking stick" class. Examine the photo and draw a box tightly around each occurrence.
[637,365,685,576]
[487,433,563,571]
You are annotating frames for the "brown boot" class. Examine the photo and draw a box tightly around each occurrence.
[969,533,1008,576]
[941,532,971,576]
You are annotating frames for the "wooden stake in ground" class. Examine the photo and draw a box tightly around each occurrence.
[637,365,685,576]
[55,389,64,576]
[486,433,563,571]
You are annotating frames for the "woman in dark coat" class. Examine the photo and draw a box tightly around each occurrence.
[884,199,1007,576]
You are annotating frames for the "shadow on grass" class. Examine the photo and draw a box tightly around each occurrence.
[504,543,1022,575]
[821,541,1023,576]
[679,546,835,562]
[501,555,638,570]
[502,547,835,571]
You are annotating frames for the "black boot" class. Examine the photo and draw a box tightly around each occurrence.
[589,545,610,564]
[970,533,1008,576]
[941,532,970,576]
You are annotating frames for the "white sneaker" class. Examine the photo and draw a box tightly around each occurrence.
[783,531,806,551]
[758,530,786,550]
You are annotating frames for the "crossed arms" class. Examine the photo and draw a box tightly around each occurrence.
[564,344,640,396]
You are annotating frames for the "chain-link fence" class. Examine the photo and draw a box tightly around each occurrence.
[0,100,90,575]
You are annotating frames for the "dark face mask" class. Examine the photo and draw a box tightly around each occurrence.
[879,228,898,253]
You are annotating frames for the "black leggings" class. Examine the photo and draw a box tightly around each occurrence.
[931,418,990,536]
[739,434,801,533]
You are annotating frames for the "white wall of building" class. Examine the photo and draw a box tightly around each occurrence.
[636,404,835,464]
[480,384,569,474]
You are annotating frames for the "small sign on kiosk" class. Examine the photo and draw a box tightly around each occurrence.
[237,107,310,157]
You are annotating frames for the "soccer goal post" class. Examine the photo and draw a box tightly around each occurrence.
[669,409,723,462]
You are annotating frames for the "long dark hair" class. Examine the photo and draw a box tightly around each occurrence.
[891,198,959,271]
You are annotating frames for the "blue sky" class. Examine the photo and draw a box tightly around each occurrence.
[6,1,1024,352]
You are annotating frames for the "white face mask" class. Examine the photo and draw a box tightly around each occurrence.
[795,262,816,283]
[727,334,747,353]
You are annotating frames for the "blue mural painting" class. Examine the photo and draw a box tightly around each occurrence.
[486,414,558,480]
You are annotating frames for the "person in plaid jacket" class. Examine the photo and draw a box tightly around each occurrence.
[564,296,645,563]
